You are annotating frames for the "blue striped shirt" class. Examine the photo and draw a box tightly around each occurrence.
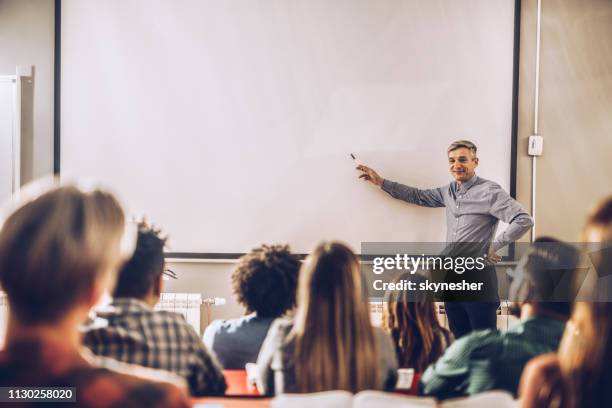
[382,175,533,251]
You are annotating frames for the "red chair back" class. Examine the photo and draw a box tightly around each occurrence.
[223,370,261,396]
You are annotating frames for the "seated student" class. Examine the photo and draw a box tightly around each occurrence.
[0,183,190,408]
[519,197,612,408]
[383,273,453,372]
[83,222,226,396]
[255,241,398,395]
[203,244,300,369]
[421,237,579,399]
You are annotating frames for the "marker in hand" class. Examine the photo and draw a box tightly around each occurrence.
[352,154,383,187]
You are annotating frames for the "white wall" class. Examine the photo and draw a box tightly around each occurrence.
[0,0,55,183]
[517,0,612,241]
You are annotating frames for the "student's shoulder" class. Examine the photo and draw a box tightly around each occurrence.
[523,353,560,378]
[147,310,205,342]
[206,315,255,331]
[268,317,294,334]
[469,327,505,343]
[203,318,225,335]
[105,302,187,326]
[69,365,191,408]
[205,315,268,337]
[149,309,192,327]
[86,351,189,385]
[446,328,503,357]
[263,318,294,345]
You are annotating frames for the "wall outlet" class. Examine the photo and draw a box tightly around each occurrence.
[528,135,543,156]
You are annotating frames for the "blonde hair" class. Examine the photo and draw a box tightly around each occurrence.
[556,197,612,407]
[0,184,126,324]
[290,241,379,393]
[557,302,612,408]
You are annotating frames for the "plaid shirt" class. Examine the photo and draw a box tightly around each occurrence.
[82,298,226,396]
[0,337,190,408]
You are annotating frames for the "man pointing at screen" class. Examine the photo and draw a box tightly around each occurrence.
[357,140,533,338]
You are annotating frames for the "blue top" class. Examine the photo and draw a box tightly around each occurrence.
[203,314,275,370]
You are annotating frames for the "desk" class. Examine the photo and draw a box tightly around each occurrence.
[192,370,269,406]
[192,397,270,407]
[193,370,420,406]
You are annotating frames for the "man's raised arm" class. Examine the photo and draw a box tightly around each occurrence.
[357,164,445,208]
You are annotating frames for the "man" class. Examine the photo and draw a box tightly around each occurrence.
[203,244,300,369]
[421,237,579,399]
[357,140,533,337]
[0,184,190,408]
[83,222,227,396]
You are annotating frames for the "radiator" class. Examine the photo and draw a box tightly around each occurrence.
[370,301,519,331]
[156,292,203,335]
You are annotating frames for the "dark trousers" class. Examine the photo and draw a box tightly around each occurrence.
[444,301,499,339]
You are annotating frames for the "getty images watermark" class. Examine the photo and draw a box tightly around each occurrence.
[360,242,611,303]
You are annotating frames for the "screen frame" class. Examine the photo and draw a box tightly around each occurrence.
[53,0,522,260]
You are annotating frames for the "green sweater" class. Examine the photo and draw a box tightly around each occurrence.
[421,316,565,399]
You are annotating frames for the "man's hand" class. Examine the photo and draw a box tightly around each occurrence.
[487,249,501,264]
[356,165,383,187]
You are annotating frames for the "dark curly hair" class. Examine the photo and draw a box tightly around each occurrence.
[232,244,300,318]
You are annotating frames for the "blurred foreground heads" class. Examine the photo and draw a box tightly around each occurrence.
[520,196,612,408]
[0,180,190,408]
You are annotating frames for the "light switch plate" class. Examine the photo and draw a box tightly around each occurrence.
[528,135,543,156]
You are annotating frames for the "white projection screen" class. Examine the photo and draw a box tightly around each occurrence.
[60,0,517,255]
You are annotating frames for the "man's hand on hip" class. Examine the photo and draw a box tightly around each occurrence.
[357,165,383,187]
[487,249,501,264]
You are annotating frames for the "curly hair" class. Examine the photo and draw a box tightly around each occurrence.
[232,244,300,318]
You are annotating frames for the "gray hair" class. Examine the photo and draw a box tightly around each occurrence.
[447,140,477,158]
